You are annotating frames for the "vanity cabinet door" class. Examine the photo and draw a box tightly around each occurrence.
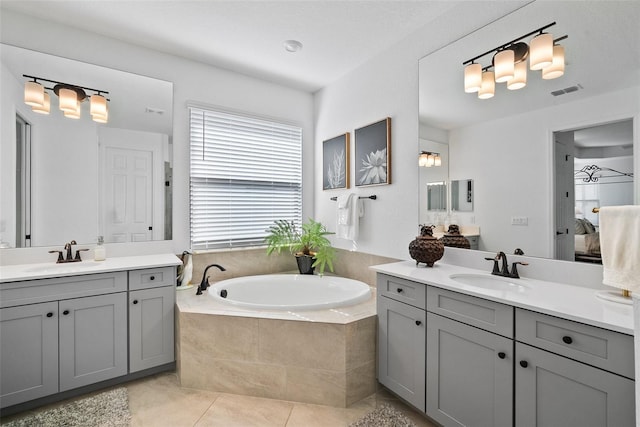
[129,286,175,372]
[0,302,59,408]
[515,342,635,427]
[427,313,513,427]
[377,295,426,411]
[59,293,128,391]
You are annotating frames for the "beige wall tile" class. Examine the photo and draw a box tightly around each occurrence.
[179,312,259,361]
[258,319,346,371]
[284,366,347,407]
[346,316,377,371]
[332,250,399,287]
[192,249,296,284]
[346,360,377,406]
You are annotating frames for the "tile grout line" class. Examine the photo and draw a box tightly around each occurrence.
[191,394,220,427]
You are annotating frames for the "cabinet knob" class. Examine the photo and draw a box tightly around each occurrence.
[63,310,70,315]
[133,300,139,305]
[396,288,403,293]
[46,312,54,318]
[150,276,155,281]
[415,320,422,326]
[519,360,528,368]
[498,352,506,359]
[562,336,573,344]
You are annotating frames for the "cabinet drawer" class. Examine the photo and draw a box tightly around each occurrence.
[0,272,127,308]
[377,274,426,309]
[516,309,634,379]
[129,266,175,290]
[427,286,513,337]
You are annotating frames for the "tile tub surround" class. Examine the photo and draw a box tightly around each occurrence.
[176,287,377,407]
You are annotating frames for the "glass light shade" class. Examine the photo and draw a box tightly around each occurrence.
[64,100,81,119]
[478,71,495,99]
[494,49,515,83]
[507,61,528,90]
[464,63,482,93]
[24,81,44,107]
[92,105,109,123]
[426,155,435,167]
[434,156,442,167]
[58,88,78,112]
[542,45,565,80]
[32,92,51,114]
[419,153,429,167]
[90,94,107,116]
[529,33,553,70]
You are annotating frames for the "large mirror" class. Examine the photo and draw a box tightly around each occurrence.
[1,44,173,248]
[418,1,639,261]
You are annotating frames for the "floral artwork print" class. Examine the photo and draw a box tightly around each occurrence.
[355,118,391,186]
[322,133,350,190]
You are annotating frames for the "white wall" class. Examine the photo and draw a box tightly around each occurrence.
[449,87,640,258]
[313,3,520,259]
[1,9,315,255]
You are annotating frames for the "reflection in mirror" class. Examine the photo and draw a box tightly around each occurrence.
[427,182,447,211]
[451,179,473,212]
[419,139,448,225]
[418,1,639,261]
[1,44,174,248]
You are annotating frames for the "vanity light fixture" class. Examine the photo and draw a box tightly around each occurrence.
[462,22,567,99]
[419,151,441,167]
[23,75,110,123]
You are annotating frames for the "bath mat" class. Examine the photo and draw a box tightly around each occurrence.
[349,403,416,427]
[1,387,131,427]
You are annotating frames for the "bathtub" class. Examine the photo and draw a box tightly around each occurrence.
[207,274,371,310]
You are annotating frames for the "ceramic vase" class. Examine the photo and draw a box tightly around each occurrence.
[409,225,444,267]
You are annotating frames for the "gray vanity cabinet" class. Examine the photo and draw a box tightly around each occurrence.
[0,302,59,407]
[515,342,635,427]
[377,274,426,412]
[128,267,176,372]
[426,287,514,427]
[58,293,128,391]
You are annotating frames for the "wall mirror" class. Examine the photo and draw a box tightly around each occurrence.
[1,44,174,248]
[418,1,639,261]
[427,182,447,211]
[419,139,449,225]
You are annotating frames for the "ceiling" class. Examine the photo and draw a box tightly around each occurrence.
[0,1,535,93]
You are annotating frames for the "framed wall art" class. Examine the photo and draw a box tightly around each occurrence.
[355,117,391,186]
[322,133,350,190]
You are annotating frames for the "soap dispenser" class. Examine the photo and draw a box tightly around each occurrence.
[94,236,106,261]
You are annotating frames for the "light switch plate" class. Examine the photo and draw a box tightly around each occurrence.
[511,216,528,226]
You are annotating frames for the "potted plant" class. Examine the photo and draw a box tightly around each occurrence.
[265,218,336,275]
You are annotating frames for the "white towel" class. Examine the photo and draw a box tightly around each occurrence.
[600,205,640,292]
[336,193,363,240]
[336,194,351,225]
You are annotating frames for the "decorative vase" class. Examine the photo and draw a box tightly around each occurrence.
[408,225,444,267]
[440,224,471,249]
[296,254,315,275]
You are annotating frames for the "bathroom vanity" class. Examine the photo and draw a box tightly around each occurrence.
[374,261,635,427]
[0,254,180,413]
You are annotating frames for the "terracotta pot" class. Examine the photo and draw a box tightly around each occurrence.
[409,225,444,267]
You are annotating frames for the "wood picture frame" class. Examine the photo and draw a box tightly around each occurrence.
[322,133,350,190]
[355,117,391,186]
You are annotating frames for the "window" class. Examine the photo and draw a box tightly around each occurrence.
[189,107,302,250]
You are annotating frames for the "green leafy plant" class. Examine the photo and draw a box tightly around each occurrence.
[265,218,336,274]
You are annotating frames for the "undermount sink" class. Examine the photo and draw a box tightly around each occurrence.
[25,261,103,274]
[449,273,530,292]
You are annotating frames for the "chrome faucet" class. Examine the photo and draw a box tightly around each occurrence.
[49,240,88,263]
[196,264,227,295]
[485,251,528,279]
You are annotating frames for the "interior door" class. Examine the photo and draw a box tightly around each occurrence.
[554,131,575,261]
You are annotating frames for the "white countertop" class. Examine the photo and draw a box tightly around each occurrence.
[0,253,181,283]
[371,261,634,335]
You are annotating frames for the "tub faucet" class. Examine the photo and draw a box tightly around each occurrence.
[196,264,226,295]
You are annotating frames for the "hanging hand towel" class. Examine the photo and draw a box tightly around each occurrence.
[336,193,363,241]
[336,194,351,226]
[600,205,640,292]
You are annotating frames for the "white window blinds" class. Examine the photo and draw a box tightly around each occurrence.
[189,107,302,250]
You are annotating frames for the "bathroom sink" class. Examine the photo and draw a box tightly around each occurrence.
[449,273,529,292]
[24,261,103,274]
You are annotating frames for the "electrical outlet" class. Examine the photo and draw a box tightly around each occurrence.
[511,216,528,226]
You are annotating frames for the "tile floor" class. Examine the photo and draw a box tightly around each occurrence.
[2,372,439,427]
